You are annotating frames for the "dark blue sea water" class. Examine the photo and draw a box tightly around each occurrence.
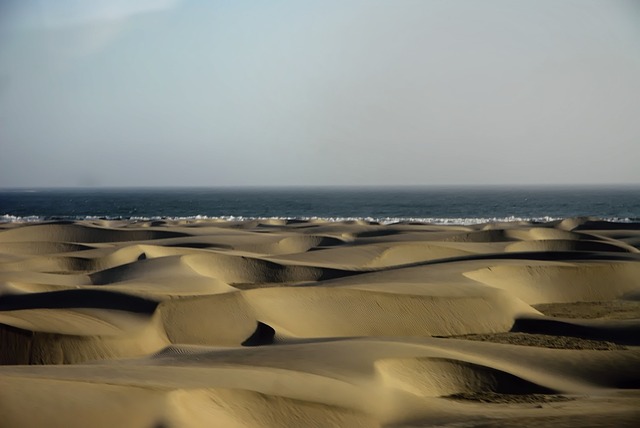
[1,187,639,224]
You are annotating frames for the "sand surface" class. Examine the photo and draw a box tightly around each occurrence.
[0,217,639,427]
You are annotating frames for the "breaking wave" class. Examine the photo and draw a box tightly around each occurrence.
[2,214,636,225]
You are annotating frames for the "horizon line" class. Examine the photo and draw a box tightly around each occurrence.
[2,183,639,191]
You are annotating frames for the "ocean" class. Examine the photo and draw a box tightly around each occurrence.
[1,186,639,225]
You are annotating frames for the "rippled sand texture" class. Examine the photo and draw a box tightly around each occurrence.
[0,218,639,427]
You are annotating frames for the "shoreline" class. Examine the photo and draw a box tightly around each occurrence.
[2,215,639,225]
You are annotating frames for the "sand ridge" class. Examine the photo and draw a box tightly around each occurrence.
[0,218,639,427]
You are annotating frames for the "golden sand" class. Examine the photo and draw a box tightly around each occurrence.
[0,218,638,427]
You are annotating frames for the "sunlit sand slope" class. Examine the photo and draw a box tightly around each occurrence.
[0,218,639,427]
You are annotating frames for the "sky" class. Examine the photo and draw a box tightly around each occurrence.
[0,0,639,187]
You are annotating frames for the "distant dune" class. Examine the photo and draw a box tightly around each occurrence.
[0,219,639,427]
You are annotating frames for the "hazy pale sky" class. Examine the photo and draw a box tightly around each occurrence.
[1,0,639,187]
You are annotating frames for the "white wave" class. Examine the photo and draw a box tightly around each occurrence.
[0,214,45,223]
[1,214,636,225]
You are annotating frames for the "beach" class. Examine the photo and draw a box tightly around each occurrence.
[0,217,639,427]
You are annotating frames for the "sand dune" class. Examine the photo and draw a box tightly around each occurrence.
[0,219,639,427]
